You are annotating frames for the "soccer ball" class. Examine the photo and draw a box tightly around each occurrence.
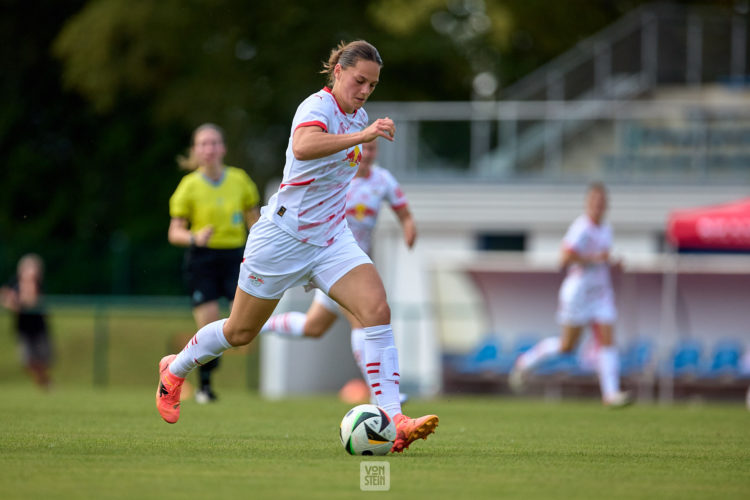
[339,404,396,455]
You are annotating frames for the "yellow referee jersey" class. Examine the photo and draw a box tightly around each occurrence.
[169,166,260,249]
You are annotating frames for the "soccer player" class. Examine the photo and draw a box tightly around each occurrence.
[509,182,632,407]
[156,40,438,453]
[168,123,261,403]
[259,139,416,404]
[0,254,53,389]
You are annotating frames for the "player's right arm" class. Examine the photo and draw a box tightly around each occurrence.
[292,118,395,161]
[169,176,214,248]
[560,246,608,269]
[168,218,213,248]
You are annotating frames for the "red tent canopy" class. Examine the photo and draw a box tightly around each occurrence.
[667,198,750,250]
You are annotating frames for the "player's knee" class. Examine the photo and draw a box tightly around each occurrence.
[223,322,258,346]
[559,340,576,353]
[304,324,327,338]
[598,336,615,347]
[363,299,390,326]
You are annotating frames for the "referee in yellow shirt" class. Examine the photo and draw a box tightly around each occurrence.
[168,123,260,403]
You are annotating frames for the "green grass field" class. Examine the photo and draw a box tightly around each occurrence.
[0,305,259,390]
[1,383,748,500]
[1,306,748,498]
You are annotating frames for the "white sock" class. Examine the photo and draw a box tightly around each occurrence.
[516,337,562,371]
[351,327,375,404]
[598,346,621,399]
[363,324,402,418]
[260,312,306,337]
[169,319,232,378]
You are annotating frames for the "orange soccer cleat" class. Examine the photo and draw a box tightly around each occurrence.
[391,413,439,453]
[156,354,184,424]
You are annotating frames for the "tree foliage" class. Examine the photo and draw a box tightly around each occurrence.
[3,0,674,294]
[53,0,487,179]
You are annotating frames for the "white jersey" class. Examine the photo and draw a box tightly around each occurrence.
[264,87,369,246]
[562,214,613,291]
[556,214,616,325]
[345,165,408,255]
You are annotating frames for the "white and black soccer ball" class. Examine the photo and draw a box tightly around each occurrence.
[339,404,396,455]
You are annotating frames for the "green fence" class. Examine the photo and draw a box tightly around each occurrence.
[0,295,260,391]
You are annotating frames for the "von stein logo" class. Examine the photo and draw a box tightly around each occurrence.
[360,461,390,491]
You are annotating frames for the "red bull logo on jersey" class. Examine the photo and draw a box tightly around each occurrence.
[347,203,376,221]
[345,145,362,167]
[247,274,265,286]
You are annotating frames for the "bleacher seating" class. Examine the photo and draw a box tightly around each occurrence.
[669,339,703,379]
[452,335,503,375]
[443,334,748,400]
[533,353,579,376]
[620,338,654,378]
[703,339,743,379]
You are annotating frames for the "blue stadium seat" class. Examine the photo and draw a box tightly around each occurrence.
[533,352,579,376]
[740,349,750,379]
[703,339,743,379]
[454,335,503,374]
[620,338,654,377]
[669,339,702,378]
[511,335,539,357]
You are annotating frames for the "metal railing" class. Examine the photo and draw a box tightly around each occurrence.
[368,98,750,183]
[504,2,748,100]
[366,3,750,184]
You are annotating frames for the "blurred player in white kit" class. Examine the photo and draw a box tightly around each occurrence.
[510,182,632,407]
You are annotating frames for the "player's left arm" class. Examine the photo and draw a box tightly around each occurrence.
[393,205,417,249]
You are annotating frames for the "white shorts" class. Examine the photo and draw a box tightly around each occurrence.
[556,277,617,326]
[313,288,340,314]
[237,217,372,299]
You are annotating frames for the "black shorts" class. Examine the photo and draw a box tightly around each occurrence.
[183,247,244,307]
[16,313,52,365]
